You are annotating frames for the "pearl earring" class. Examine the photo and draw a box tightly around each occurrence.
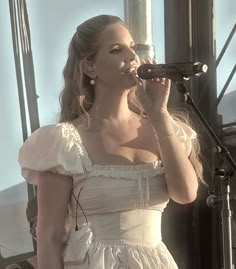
[87,66,93,72]
[90,79,95,85]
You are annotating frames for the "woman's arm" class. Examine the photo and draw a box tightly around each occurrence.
[37,172,72,269]
[152,111,199,204]
[134,59,200,204]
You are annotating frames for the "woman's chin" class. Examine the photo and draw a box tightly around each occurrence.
[122,76,137,88]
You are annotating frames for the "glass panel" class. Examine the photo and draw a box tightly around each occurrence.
[152,0,165,63]
[216,0,236,124]
[27,0,124,127]
[0,0,34,260]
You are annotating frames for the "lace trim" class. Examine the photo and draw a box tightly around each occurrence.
[86,165,164,181]
[92,159,163,171]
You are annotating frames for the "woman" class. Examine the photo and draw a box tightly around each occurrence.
[19,14,202,269]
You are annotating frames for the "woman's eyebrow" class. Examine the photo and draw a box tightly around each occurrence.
[108,41,135,48]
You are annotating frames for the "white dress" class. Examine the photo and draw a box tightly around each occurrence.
[18,120,196,269]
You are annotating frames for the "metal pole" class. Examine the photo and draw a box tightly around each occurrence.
[124,0,155,60]
[9,0,39,253]
[221,179,233,269]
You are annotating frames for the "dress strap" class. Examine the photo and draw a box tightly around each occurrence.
[63,122,93,170]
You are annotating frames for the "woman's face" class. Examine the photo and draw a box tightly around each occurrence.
[92,23,140,89]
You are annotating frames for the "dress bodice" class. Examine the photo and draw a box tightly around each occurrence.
[74,210,163,247]
[71,161,169,218]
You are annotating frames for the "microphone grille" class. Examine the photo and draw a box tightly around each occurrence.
[137,64,158,79]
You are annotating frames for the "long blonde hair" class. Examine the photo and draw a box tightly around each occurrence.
[170,108,204,183]
[58,14,203,182]
[58,14,144,123]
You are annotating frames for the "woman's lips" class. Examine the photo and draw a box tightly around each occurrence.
[121,66,137,74]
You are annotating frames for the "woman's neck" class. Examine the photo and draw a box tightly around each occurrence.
[89,89,133,122]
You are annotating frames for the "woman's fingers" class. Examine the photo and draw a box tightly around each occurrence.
[152,58,157,64]
[166,78,171,88]
[160,78,166,85]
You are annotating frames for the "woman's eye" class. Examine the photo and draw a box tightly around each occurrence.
[131,45,137,51]
[110,47,120,53]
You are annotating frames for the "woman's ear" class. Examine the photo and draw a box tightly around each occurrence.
[83,58,96,79]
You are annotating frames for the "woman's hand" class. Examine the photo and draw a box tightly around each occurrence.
[134,58,171,120]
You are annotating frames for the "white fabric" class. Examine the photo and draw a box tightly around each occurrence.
[18,120,197,269]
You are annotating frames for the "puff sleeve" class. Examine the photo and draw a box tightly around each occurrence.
[18,123,86,185]
[172,119,197,156]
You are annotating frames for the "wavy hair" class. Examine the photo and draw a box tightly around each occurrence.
[171,108,204,182]
[58,14,144,123]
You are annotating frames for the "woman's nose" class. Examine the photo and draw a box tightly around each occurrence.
[125,48,137,63]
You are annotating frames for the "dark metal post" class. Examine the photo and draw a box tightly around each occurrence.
[164,1,218,269]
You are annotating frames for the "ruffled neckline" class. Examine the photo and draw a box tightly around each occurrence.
[59,122,163,172]
[92,161,162,171]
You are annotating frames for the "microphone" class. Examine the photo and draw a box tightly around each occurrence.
[137,62,208,80]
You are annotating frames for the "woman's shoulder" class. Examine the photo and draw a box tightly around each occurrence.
[18,121,86,184]
[22,121,81,148]
[19,121,85,161]
[32,121,77,136]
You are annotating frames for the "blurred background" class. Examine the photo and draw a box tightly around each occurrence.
[0,0,235,268]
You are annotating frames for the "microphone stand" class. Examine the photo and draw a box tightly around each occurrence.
[175,79,236,269]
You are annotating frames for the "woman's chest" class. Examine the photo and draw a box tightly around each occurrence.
[79,125,160,165]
